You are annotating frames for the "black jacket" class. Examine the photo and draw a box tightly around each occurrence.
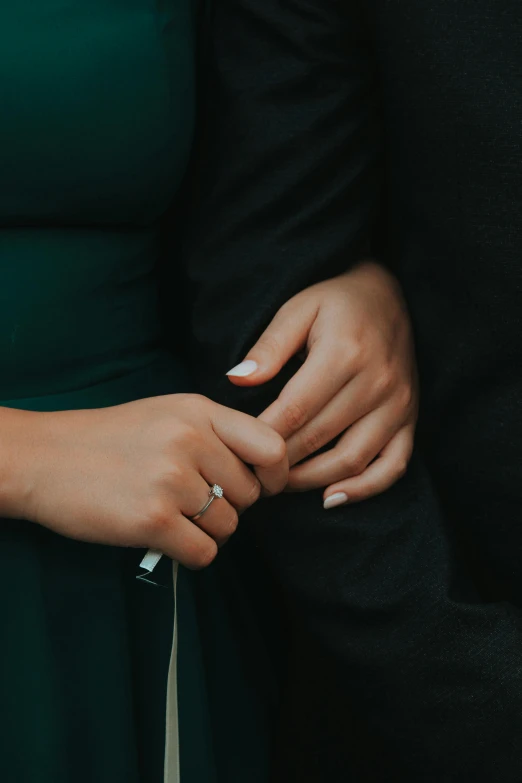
[182,1,522,780]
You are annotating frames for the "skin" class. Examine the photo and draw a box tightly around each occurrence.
[0,395,287,569]
[227,261,418,508]
[0,261,415,567]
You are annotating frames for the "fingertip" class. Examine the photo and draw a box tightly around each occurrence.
[226,359,277,387]
[252,416,288,465]
[255,456,289,497]
[226,359,258,378]
[323,491,349,510]
[227,374,262,387]
[268,431,288,466]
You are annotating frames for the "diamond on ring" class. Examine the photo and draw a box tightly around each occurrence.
[191,483,225,523]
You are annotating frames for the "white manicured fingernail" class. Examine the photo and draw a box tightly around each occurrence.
[323,492,348,510]
[226,360,258,377]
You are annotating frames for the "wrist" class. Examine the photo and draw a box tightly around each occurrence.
[0,407,49,520]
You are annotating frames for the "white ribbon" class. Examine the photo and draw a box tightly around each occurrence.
[138,550,180,783]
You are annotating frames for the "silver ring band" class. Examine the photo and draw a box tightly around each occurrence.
[191,484,224,522]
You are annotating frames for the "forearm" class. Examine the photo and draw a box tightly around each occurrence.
[0,406,42,519]
[183,0,381,384]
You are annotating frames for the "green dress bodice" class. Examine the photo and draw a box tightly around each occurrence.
[0,3,274,781]
[0,0,195,408]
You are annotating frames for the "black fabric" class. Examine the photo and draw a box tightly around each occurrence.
[181,1,522,780]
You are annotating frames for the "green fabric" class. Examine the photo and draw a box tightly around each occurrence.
[0,2,274,781]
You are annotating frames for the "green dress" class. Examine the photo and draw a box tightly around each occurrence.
[0,2,276,781]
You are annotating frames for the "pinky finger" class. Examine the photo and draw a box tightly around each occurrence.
[322,425,414,509]
[154,514,219,571]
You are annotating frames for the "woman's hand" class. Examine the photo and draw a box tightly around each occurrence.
[2,395,287,569]
[226,261,418,508]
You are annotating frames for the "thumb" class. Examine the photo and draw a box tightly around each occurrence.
[226,296,317,387]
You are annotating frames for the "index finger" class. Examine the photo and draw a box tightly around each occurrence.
[210,404,289,495]
[258,344,353,440]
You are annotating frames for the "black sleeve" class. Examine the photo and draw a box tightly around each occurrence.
[181,1,522,781]
[185,0,380,382]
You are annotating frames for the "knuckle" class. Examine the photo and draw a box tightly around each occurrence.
[282,400,308,433]
[177,392,206,408]
[373,366,396,398]
[344,340,365,370]
[302,427,325,456]
[331,341,355,369]
[257,333,282,357]
[191,541,218,570]
[395,459,409,479]
[221,508,239,537]
[171,421,202,449]
[340,450,367,477]
[143,497,172,536]
[394,450,412,479]
[164,461,185,486]
[395,382,415,412]
[175,393,210,420]
[246,480,262,506]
